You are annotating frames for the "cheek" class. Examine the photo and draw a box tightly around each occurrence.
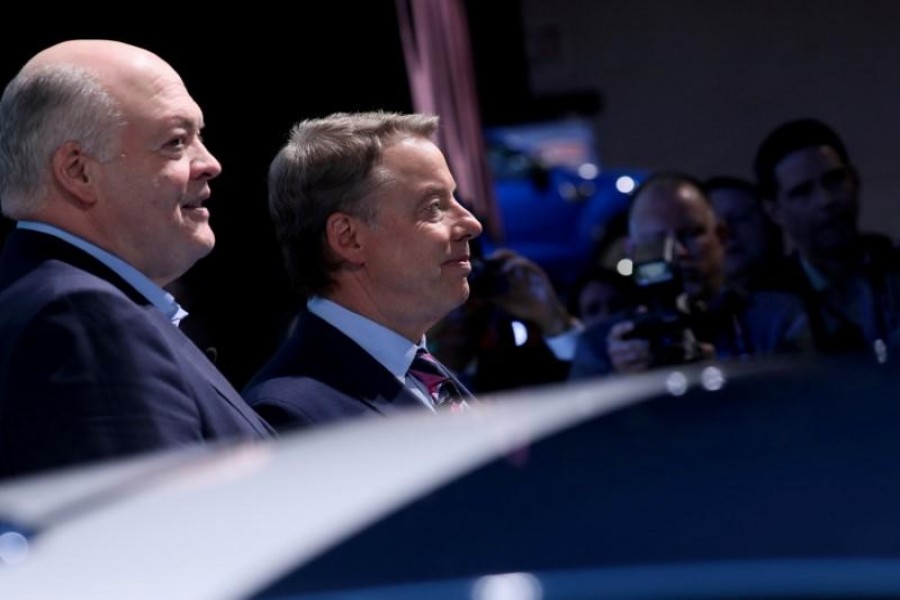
[793,211,818,232]
[701,241,722,265]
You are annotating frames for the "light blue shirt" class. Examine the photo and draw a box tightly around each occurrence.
[307,296,435,410]
[17,221,188,327]
[799,255,830,293]
[545,321,584,361]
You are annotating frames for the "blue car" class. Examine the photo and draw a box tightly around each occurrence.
[480,118,647,292]
[4,354,900,598]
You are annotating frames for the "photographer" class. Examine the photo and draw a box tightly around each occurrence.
[569,172,813,380]
[429,247,580,393]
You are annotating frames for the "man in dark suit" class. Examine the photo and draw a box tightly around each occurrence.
[753,118,900,361]
[0,39,273,479]
[244,112,484,430]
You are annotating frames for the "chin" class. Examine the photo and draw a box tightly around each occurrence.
[441,285,470,314]
[181,238,215,270]
[192,228,216,252]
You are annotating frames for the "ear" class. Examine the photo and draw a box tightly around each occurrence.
[51,141,98,206]
[325,212,367,265]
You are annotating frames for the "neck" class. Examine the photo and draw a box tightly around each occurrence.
[325,288,431,343]
[802,249,862,284]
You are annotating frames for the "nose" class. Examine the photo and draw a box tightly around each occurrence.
[192,140,222,181]
[815,182,846,212]
[453,200,483,240]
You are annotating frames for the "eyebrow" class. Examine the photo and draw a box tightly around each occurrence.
[418,183,455,200]
[162,116,204,132]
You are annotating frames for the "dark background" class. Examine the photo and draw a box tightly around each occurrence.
[5,1,900,388]
[0,2,539,388]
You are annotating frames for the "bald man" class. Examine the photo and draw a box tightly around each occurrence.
[569,172,812,380]
[0,40,273,479]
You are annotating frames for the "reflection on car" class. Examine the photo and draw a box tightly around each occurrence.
[4,354,900,599]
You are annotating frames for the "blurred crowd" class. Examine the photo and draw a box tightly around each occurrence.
[428,117,900,391]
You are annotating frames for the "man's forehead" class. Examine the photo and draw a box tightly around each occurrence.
[775,145,845,182]
[632,188,708,224]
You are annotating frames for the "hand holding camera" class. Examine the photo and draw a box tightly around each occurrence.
[618,234,710,369]
[470,248,576,337]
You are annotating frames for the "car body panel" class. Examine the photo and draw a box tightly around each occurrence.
[0,369,673,599]
[4,355,900,599]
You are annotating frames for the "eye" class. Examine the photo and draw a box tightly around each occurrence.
[822,168,850,191]
[787,182,813,200]
[164,135,187,150]
[423,200,443,219]
[679,226,705,242]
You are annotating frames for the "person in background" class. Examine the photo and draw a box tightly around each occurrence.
[754,118,900,360]
[244,111,484,430]
[704,175,788,293]
[569,171,812,380]
[0,39,274,479]
[429,246,581,394]
[567,263,637,328]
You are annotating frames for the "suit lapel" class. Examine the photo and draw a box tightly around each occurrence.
[288,310,428,414]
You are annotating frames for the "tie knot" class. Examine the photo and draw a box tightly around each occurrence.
[409,349,449,390]
[408,348,464,409]
[411,348,445,375]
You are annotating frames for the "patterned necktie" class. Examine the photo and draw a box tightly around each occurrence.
[408,348,466,410]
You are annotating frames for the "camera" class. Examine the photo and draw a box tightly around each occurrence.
[625,235,703,366]
[630,235,681,297]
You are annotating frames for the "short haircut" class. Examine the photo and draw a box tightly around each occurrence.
[267,111,439,298]
[752,118,850,199]
[704,175,760,198]
[628,171,710,229]
[631,171,708,203]
[0,63,122,219]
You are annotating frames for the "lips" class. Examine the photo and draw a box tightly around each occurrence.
[182,199,206,210]
[182,190,211,210]
[444,256,472,272]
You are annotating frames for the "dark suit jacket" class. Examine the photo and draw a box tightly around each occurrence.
[243,308,457,432]
[769,241,900,356]
[0,229,273,479]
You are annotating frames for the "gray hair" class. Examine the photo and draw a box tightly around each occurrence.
[0,63,122,218]
[268,110,439,298]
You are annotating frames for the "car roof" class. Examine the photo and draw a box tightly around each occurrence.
[5,354,900,599]
[0,364,685,599]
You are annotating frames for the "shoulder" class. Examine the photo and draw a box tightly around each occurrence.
[736,290,809,334]
[245,376,375,431]
[244,375,332,402]
[743,289,806,313]
[862,233,900,280]
[1,263,157,342]
[1,262,183,385]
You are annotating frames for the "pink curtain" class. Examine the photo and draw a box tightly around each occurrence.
[395,0,504,241]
